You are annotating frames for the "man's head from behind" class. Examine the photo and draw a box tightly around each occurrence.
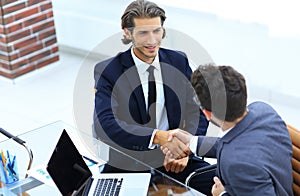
[191,64,247,123]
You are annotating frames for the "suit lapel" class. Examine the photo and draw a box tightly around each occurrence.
[120,49,148,123]
[217,141,224,181]
[159,50,182,128]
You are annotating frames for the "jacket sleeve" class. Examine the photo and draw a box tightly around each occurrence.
[196,136,219,158]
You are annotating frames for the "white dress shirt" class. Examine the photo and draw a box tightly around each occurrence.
[190,123,234,155]
[130,48,169,148]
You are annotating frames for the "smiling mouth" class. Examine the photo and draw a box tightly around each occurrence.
[145,46,156,51]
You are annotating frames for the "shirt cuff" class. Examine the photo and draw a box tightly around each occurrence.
[148,129,159,149]
[189,136,198,155]
[219,191,227,196]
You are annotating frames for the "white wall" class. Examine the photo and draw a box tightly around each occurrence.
[51,0,300,127]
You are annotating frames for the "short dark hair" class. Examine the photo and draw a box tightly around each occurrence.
[191,64,247,122]
[121,0,166,44]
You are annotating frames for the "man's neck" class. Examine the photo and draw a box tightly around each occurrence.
[221,110,248,131]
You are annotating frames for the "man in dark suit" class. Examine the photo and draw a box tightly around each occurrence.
[162,65,293,195]
[93,0,214,195]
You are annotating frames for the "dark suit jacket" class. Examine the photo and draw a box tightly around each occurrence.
[93,48,208,169]
[196,102,293,195]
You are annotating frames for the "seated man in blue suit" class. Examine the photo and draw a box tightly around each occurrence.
[162,65,293,196]
[93,0,215,195]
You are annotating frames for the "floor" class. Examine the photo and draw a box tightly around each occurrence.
[0,49,90,140]
[0,48,299,142]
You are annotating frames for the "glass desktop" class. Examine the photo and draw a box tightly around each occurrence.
[0,121,203,195]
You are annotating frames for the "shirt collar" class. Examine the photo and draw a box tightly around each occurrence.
[218,126,234,138]
[131,47,160,74]
[218,108,249,138]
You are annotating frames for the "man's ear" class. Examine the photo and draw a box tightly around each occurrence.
[162,27,166,38]
[123,28,131,40]
[202,109,212,120]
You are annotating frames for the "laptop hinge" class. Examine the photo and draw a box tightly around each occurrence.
[72,177,93,196]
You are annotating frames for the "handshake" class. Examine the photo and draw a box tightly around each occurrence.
[156,129,195,160]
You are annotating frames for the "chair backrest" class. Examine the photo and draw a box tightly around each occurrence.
[287,124,300,196]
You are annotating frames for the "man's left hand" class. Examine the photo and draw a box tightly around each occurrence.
[211,176,226,196]
[163,153,188,173]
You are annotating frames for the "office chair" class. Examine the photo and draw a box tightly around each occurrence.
[286,124,300,196]
[185,163,217,187]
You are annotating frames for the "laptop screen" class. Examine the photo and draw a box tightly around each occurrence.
[47,129,92,195]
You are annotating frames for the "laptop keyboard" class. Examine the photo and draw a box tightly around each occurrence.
[93,178,123,196]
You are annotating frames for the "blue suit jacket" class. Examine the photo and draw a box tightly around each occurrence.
[94,48,208,168]
[196,102,293,195]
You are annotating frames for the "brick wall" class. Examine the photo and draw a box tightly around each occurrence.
[0,0,59,79]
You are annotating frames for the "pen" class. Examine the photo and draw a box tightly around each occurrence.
[0,151,19,183]
[7,163,18,181]
[7,150,11,165]
[0,158,8,182]
[7,163,16,175]
[11,155,16,168]
[1,151,6,170]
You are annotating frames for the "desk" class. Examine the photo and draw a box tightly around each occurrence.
[0,121,203,195]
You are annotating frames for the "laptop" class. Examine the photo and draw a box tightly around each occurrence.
[46,129,151,196]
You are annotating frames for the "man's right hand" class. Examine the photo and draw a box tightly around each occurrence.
[154,130,189,157]
[153,130,169,146]
[161,129,193,159]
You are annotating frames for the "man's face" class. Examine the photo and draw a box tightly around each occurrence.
[126,17,164,64]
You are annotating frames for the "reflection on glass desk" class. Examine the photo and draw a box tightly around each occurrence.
[0,121,203,195]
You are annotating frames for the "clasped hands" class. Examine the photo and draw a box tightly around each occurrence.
[157,129,226,195]
[156,128,193,160]
[154,129,192,173]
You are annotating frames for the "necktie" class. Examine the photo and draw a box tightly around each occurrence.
[147,65,156,128]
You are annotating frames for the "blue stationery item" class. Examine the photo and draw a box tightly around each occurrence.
[0,150,19,184]
[11,155,16,168]
[6,151,10,165]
